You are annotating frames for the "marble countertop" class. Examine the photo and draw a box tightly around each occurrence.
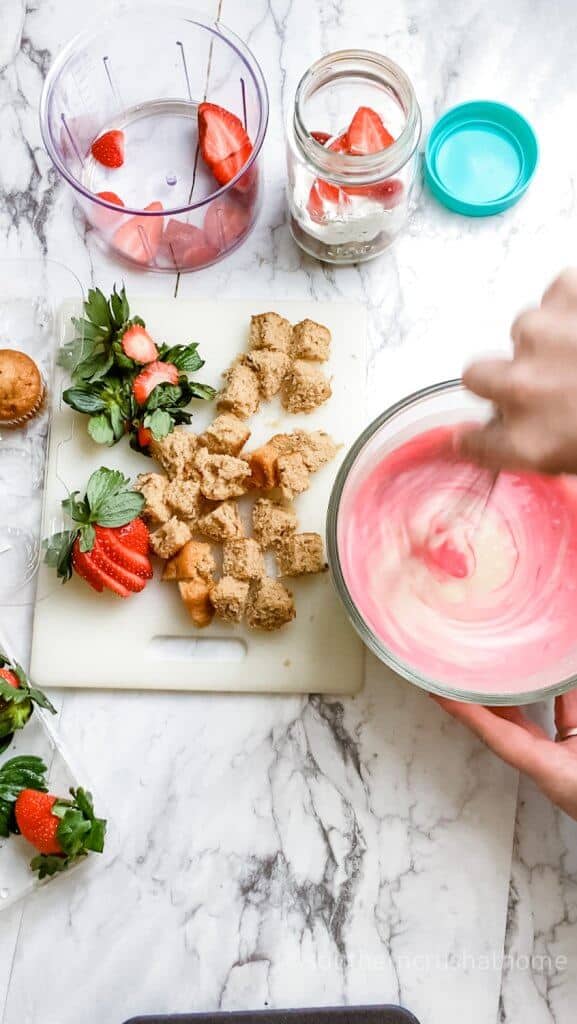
[2,1,577,1022]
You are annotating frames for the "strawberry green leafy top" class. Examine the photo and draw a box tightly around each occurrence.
[0,650,56,754]
[59,284,216,451]
[0,756,47,837]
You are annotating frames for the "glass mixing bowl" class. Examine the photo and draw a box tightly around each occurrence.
[327,379,577,706]
[40,7,268,272]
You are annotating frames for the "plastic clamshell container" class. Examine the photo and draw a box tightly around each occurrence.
[0,258,84,608]
[0,630,104,911]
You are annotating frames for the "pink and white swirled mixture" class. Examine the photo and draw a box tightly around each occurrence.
[339,425,577,693]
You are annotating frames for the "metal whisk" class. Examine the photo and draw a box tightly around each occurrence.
[442,466,500,533]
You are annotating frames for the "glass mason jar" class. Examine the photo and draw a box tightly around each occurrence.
[286,50,422,265]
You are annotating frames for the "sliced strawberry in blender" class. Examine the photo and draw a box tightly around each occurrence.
[91,129,125,168]
[347,106,394,154]
[162,219,218,268]
[204,196,250,251]
[212,143,254,189]
[198,103,253,187]
[113,201,164,264]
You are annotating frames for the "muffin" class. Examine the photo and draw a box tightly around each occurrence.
[0,349,45,426]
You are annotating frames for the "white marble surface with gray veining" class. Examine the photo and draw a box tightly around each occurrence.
[1,1,577,1023]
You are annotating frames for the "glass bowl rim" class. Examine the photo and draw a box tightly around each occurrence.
[39,5,270,218]
[326,377,577,706]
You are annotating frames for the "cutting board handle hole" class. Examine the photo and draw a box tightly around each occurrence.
[149,636,247,662]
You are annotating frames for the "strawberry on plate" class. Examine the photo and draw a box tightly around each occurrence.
[204,195,251,250]
[132,360,179,405]
[14,784,106,879]
[198,102,254,188]
[120,324,158,363]
[347,106,394,155]
[161,218,218,269]
[0,654,55,753]
[113,201,164,264]
[91,129,124,168]
[44,467,153,599]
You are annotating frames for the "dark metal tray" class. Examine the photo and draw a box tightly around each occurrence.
[124,1005,422,1024]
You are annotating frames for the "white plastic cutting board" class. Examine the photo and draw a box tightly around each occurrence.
[31,299,366,694]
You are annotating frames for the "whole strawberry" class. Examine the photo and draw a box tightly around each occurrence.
[15,785,106,879]
[0,652,56,754]
[44,467,153,598]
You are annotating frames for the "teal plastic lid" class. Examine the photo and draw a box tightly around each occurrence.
[425,101,538,217]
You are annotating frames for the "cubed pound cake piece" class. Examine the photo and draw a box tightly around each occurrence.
[165,478,203,522]
[223,538,265,581]
[179,579,214,628]
[134,473,171,526]
[210,576,250,623]
[199,413,251,456]
[249,312,292,354]
[217,359,260,420]
[252,498,297,550]
[245,350,290,401]
[195,447,250,501]
[150,427,198,480]
[294,430,338,472]
[246,577,296,631]
[292,319,331,361]
[277,452,310,500]
[282,361,332,414]
[277,532,326,576]
[162,540,215,582]
[197,500,244,542]
[149,517,192,559]
[248,441,280,490]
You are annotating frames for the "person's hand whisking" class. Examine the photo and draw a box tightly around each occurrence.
[434,269,577,820]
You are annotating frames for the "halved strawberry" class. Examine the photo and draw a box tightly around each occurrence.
[95,525,153,578]
[198,103,253,188]
[96,191,124,206]
[113,201,164,265]
[137,426,152,448]
[329,133,350,153]
[347,106,394,155]
[307,178,351,223]
[132,360,179,406]
[72,542,130,598]
[162,219,218,269]
[90,540,148,593]
[213,144,254,190]
[116,518,150,555]
[204,195,251,250]
[0,668,19,689]
[121,324,158,363]
[91,130,124,168]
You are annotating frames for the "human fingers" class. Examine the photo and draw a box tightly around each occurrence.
[512,306,577,357]
[431,697,549,776]
[462,358,514,404]
[457,420,524,472]
[554,690,577,750]
[492,706,550,741]
[541,268,577,315]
